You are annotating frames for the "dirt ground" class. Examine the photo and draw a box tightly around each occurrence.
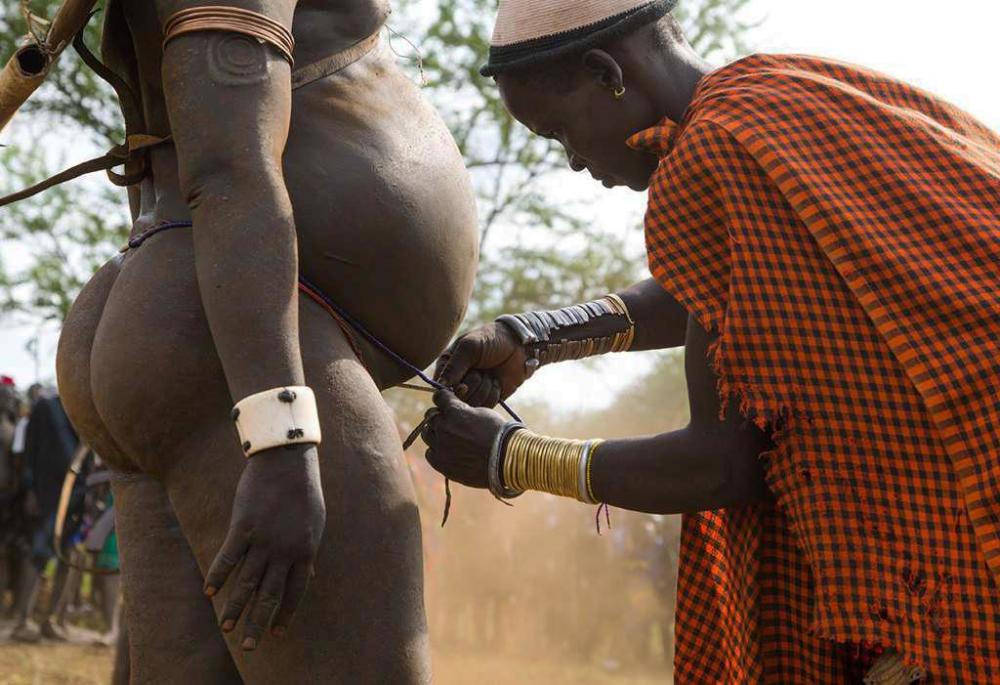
[0,627,670,684]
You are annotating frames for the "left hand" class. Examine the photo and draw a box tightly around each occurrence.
[421,390,506,489]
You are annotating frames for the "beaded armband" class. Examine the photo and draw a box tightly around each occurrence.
[497,294,635,367]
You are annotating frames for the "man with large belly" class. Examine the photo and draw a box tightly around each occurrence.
[49,0,477,682]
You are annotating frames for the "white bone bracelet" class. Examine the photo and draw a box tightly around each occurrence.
[231,386,322,457]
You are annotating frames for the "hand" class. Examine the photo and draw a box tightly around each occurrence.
[434,322,530,405]
[422,390,506,489]
[203,443,325,651]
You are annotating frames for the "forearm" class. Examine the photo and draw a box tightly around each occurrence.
[499,279,687,366]
[494,424,767,515]
[162,8,302,402]
[188,170,304,398]
[590,428,768,514]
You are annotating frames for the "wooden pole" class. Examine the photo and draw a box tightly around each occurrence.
[0,0,98,134]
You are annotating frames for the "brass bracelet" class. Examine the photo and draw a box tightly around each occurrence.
[163,7,295,64]
[502,430,604,503]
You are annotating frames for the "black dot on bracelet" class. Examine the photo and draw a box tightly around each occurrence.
[231,407,241,422]
[287,428,304,440]
[242,441,252,453]
[278,390,297,403]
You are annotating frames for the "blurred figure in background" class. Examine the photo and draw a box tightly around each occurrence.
[0,376,23,615]
[10,390,80,642]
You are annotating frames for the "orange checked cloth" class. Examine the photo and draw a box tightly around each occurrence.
[627,55,1000,682]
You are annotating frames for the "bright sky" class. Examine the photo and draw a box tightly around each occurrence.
[2,0,998,411]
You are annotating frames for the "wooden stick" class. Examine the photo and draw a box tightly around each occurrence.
[0,0,98,134]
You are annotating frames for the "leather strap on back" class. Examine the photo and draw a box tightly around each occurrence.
[291,31,380,90]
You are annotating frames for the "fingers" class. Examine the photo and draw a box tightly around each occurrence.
[436,337,481,389]
[241,563,289,650]
[204,532,249,598]
[271,564,312,637]
[218,550,268,635]
[486,378,502,408]
[417,407,440,449]
[459,371,499,408]
[433,389,466,413]
[432,351,451,383]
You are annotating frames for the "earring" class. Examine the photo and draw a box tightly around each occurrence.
[613,86,626,100]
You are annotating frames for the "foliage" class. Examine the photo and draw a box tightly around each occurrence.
[1,1,127,333]
[0,144,130,324]
[1,2,121,141]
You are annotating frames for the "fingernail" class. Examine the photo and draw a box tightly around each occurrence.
[222,620,235,632]
[456,384,468,398]
[242,637,257,650]
[272,626,286,638]
[205,586,217,597]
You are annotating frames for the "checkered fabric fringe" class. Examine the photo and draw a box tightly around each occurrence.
[627,54,1000,682]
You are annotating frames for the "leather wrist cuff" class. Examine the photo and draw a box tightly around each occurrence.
[496,294,635,366]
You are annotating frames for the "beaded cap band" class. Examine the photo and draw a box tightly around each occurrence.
[163,6,295,64]
[483,0,677,76]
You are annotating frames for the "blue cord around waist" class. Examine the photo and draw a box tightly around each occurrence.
[124,220,522,422]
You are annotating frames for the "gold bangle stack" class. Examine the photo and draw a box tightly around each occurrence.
[503,430,604,503]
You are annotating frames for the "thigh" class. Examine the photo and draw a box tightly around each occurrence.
[162,295,430,684]
[112,471,241,684]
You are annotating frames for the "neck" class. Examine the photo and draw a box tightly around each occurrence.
[654,44,712,123]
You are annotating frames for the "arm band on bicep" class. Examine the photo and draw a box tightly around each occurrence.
[163,6,295,64]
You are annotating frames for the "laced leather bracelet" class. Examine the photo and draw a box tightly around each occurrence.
[231,386,322,457]
[497,293,635,369]
[497,427,604,504]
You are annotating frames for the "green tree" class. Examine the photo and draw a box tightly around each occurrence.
[1,1,127,333]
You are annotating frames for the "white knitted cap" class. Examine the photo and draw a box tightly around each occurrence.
[483,0,677,76]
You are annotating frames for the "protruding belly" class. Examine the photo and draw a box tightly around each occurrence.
[285,45,479,384]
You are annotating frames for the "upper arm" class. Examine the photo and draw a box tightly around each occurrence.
[155,1,298,198]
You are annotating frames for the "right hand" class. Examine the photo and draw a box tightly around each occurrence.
[434,322,530,405]
[203,443,325,651]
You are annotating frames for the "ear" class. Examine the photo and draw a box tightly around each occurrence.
[581,49,624,91]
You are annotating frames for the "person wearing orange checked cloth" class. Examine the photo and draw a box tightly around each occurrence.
[419,0,1000,682]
